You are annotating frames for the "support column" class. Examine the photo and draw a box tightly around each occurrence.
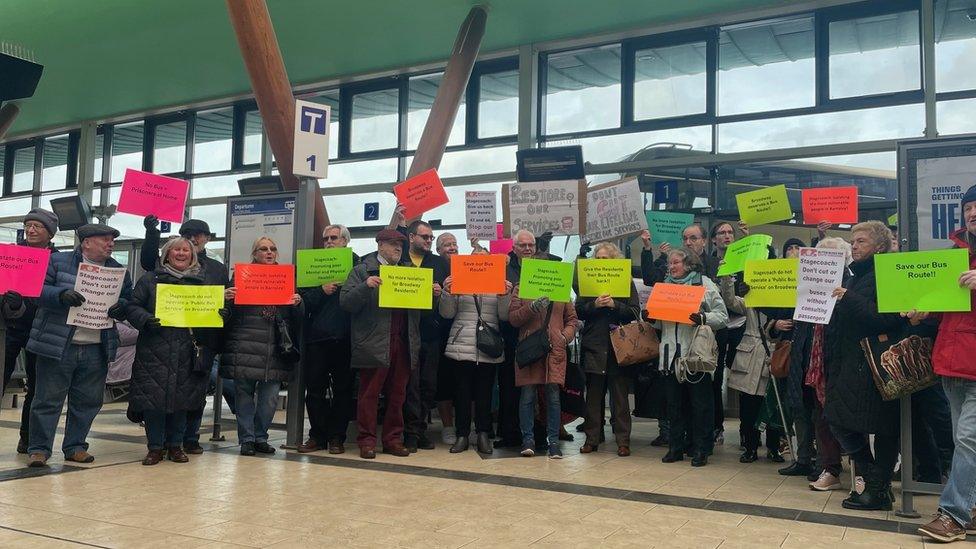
[921,0,937,138]
[517,44,539,151]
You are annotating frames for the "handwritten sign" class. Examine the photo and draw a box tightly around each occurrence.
[0,244,50,297]
[744,258,798,308]
[503,180,586,237]
[585,178,647,243]
[465,191,497,240]
[118,169,189,223]
[296,247,353,287]
[577,259,631,298]
[794,247,846,325]
[393,169,449,220]
[66,264,127,330]
[875,249,972,313]
[646,283,706,325]
[646,211,695,248]
[517,258,574,303]
[717,234,774,276]
[735,184,793,226]
[156,284,224,328]
[802,186,858,224]
[450,255,506,295]
[379,265,433,309]
[234,264,295,305]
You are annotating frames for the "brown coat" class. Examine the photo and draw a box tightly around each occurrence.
[508,286,579,387]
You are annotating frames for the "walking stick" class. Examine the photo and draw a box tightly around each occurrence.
[770,373,796,464]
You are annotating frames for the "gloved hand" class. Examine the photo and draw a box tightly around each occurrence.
[529,296,551,313]
[3,291,23,311]
[143,317,162,331]
[143,214,159,231]
[60,290,86,307]
[217,308,231,320]
[107,302,126,321]
[689,312,706,326]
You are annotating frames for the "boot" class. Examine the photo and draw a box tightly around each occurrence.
[476,432,493,455]
[449,436,469,453]
[842,462,892,511]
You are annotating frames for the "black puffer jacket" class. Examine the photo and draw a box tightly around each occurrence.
[125,269,211,413]
[219,300,303,382]
[823,258,904,435]
[300,252,360,343]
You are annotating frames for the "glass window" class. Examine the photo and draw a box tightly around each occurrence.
[479,69,518,138]
[634,41,707,120]
[411,145,517,178]
[829,10,921,99]
[204,240,225,265]
[189,204,227,237]
[545,125,712,165]
[38,191,75,213]
[191,172,256,199]
[312,91,340,159]
[320,158,398,188]
[937,97,976,135]
[93,132,105,184]
[11,146,35,193]
[407,73,465,150]
[153,120,186,174]
[42,134,70,191]
[350,88,399,152]
[0,197,32,217]
[108,186,183,239]
[324,191,398,229]
[193,109,233,173]
[110,122,144,182]
[0,148,4,191]
[0,222,22,244]
[935,0,976,93]
[243,110,263,165]
[545,45,621,134]
[719,18,815,115]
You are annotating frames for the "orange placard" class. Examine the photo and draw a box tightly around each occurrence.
[234,264,295,305]
[802,186,858,224]
[450,254,506,295]
[393,169,449,220]
[645,283,706,325]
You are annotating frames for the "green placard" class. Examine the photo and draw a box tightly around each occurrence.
[735,184,793,226]
[577,258,631,298]
[296,248,354,287]
[645,211,695,248]
[156,284,225,328]
[717,234,774,276]
[875,249,972,313]
[517,258,574,303]
[378,265,433,310]
[744,258,798,308]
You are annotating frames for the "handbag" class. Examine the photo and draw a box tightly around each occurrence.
[769,340,792,379]
[274,312,301,365]
[515,303,554,369]
[188,328,217,375]
[675,324,718,382]
[473,296,505,359]
[860,332,936,401]
[610,308,660,366]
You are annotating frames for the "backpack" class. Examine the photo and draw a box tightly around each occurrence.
[675,325,717,383]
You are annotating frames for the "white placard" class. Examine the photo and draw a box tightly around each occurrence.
[66,264,127,330]
[585,177,648,243]
[506,180,583,236]
[914,156,971,250]
[634,278,652,309]
[293,99,331,179]
[465,191,497,240]
[793,247,846,325]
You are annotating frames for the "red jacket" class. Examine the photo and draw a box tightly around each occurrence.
[933,229,976,381]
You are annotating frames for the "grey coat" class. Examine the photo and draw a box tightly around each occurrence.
[652,275,728,375]
[719,276,771,397]
[439,292,508,365]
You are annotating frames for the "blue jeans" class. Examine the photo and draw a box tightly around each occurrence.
[234,379,280,444]
[519,383,560,446]
[939,376,976,527]
[28,344,107,458]
[144,410,187,450]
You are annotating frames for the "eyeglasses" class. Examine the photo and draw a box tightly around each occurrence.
[412,234,435,241]
[257,246,278,252]
[24,222,46,232]
[324,235,342,242]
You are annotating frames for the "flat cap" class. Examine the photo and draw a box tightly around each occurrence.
[375,229,407,243]
[179,219,214,238]
[77,223,120,241]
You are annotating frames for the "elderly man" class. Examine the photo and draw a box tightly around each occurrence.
[298,224,359,454]
[640,223,720,285]
[26,223,133,467]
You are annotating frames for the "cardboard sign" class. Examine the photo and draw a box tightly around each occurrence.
[744,258,798,308]
[585,177,648,243]
[234,263,295,305]
[517,258,574,303]
[802,186,858,224]
[794,247,846,325]
[502,180,586,237]
[156,284,225,328]
[0,244,50,297]
[465,191,497,240]
[646,211,695,248]
[646,283,706,325]
[735,184,793,226]
[875,249,972,313]
[393,169,449,220]
[118,169,189,223]
[577,259,632,298]
[293,99,330,179]
[717,234,774,276]
[489,239,514,255]
[379,265,433,309]
[450,255,506,295]
[66,264,127,330]
[296,247,353,287]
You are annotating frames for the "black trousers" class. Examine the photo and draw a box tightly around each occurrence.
[305,339,355,443]
[665,372,714,455]
[714,326,745,432]
[496,353,521,443]
[451,358,495,437]
[738,391,782,452]
[3,337,36,443]
[404,340,439,439]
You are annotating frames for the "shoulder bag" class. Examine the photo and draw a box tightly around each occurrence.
[675,324,718,382]
[610,307,660,366]
[473,296,505,359]
[515,303,554,369]
[860,332,936,401]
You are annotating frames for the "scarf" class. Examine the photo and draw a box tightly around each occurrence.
[664,271,702,285]
[162,263,200,280]
[805,323,826,405]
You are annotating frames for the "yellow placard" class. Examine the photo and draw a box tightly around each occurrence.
[378,265,433,310]
[743,258,798,308]
[156,284,225,328]
[577,259,632,298]
[735,184,793,226]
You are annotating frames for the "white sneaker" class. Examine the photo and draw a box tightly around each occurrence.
[441,427,457,446]
[809,470,843,491]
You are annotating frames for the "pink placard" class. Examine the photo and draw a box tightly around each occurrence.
[117,169,189,223]
[489,239,514,255]
[0,244,51,297]
[496,223,505,240]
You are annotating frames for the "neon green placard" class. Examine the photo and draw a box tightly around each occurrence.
[717,234,774,276]
[156,284,225,328]
[296,247,353,287]
[517,258,574,303]
[645,211,695,248]
[744,258,798,308]
[735,184,793,225]
[875,249,972,313]
[378,265,433,310]
[577,258,631,298]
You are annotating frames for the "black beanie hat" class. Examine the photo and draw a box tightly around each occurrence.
[962,184,976,210]
[782,238,806,258]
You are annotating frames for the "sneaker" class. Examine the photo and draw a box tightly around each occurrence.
[548,443,563,460]
[240,442,256,456]
[520,442,535,457]
[441,427,457,446]
[918,511,967,543]
[254,442,276,454]
[809,470,843,491]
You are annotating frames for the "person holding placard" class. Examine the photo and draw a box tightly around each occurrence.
[576,242,638,457]
[220,237,303,457]
[3,207,55,454]
[433,232,460,447]
[640,224,719,286]
[125,237,216,465]
[25,224,133,468]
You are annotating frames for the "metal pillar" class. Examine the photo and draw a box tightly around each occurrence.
[921,0,937,138]
[517,43,539,151]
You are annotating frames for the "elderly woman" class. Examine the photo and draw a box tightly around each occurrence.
[126,237,214,465]
[576,242,638,456]
[222,237,303,456]
[654,247,728,467]
[825,221,904,510]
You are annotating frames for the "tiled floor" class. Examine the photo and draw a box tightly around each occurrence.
[0,396,948,548]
